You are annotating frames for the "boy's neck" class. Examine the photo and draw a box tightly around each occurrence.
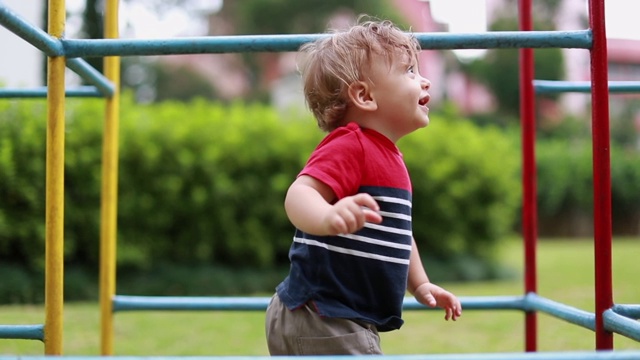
[344,110,401,144]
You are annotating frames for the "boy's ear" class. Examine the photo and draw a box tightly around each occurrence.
[347,81,377,111]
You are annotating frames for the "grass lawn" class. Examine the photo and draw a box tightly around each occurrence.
[1,238,639,355]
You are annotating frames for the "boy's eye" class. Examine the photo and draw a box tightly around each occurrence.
[407,66,415,74]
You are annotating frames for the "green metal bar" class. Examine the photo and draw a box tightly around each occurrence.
[0,86,103,98]
[524,293,596,331]
[603,309,640,342]
[0,324,45,341]
[534,80,640,94]
[0,2,64,56]
[112,295,526,312]
[61,30,593,58]
[2,352,640,359]
[66,59,115,97]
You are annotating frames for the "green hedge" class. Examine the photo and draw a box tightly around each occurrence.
[400,120,521,264]
[536,138,640,235]
[0,95,522,302]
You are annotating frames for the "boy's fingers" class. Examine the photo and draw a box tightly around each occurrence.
[351,193,382,224]
[352,193,380,211]
[363,208,383,224]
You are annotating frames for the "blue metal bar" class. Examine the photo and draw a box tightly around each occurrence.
[603,309,640,342]
[113,295,527,313]
[403,295,527,311]
[0,324,45,341]
[523,293,596,331]
[3,352,640,360]
[0,2,64,56]
[0,86,103,98]
[534,80,640,94]
[61,30,592,58]
[66,58,115,97]
[0,4,113,92]
[611,304,640,320]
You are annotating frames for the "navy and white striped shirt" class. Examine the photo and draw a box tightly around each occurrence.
[276,123,413,331]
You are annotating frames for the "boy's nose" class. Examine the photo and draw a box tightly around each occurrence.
[421,77,431,90]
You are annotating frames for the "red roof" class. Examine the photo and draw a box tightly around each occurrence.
[608,38,640,63]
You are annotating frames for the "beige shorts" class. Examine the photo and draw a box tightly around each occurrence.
[265,293,382,355]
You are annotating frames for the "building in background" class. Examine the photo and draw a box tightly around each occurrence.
[0,1,44,88]
[1,0,639,119]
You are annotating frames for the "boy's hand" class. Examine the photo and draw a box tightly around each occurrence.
[414,282,462,321]
[324,193,382,235]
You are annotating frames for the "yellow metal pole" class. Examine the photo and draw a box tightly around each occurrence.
[100,0,120,355]
[44,0,65,355]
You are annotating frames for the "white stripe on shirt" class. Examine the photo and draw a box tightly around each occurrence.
[293,237,411,265]
[373,196,412,208]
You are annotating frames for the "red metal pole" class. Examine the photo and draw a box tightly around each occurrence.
[518,0,537,352]
[588,0,614,350]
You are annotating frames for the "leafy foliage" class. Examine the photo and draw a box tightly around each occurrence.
[1,96,521,284]
[400,119,521,262]
[3,96,639,302]
[459,8,565,119]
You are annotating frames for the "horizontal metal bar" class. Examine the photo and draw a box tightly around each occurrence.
[0,4,113,93]
[0,3,64,56]
[534,80,640,94]
[113,295,527,313]
[403,295,527,311]
[603,309,640,342]
[415,30,592,50]
[612,304,640,320]
[113,295,270,312]
[66,58,115,97]
[523,293,596,331]
[3,351,640,360]
[0,86,104,98]
[61,30,592,58]
[0,324,44,341]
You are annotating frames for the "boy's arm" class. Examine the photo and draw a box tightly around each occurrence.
[408,237,462,321]
[284,175,382,236]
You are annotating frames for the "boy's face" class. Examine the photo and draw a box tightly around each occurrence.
[366,52,431,140]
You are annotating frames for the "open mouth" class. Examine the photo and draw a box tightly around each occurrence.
[418,95,430,106]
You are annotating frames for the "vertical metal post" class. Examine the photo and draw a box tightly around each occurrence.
[44,0,65,355]
[518,0,537,352]
[588,0,613,350]
[100,0,121,355]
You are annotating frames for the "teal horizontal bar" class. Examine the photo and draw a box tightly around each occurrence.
[0,3,64,56]
[0,86,103,98]
[113,295,526,312]
[603,309,640,342]
[415,30,591,50]
[523,293,595,331]
[534,80,640,94]
[612,304,640,320]
[0,324,44,341]
[0,4,113,91]
[3,351,640,359]
[403,295,526,310]
[66,59,115,97]
[61,30,592,58]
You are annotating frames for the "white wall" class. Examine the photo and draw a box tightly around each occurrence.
[0,0,44,88]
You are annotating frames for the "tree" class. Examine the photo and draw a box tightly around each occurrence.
[50,0,403,102]
[459,2,565,120]
[211,0,405,101]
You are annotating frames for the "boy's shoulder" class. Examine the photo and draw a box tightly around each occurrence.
[328,122,362,137]
[316,122,363,147]
[317,122,395,153]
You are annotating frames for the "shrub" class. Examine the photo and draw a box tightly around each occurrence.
[0,94,522,302]
[400,119,521,265]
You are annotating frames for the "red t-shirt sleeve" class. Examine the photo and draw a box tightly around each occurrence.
[299,125,364,201]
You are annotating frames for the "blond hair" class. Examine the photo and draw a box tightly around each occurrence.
[298,18,420,132]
